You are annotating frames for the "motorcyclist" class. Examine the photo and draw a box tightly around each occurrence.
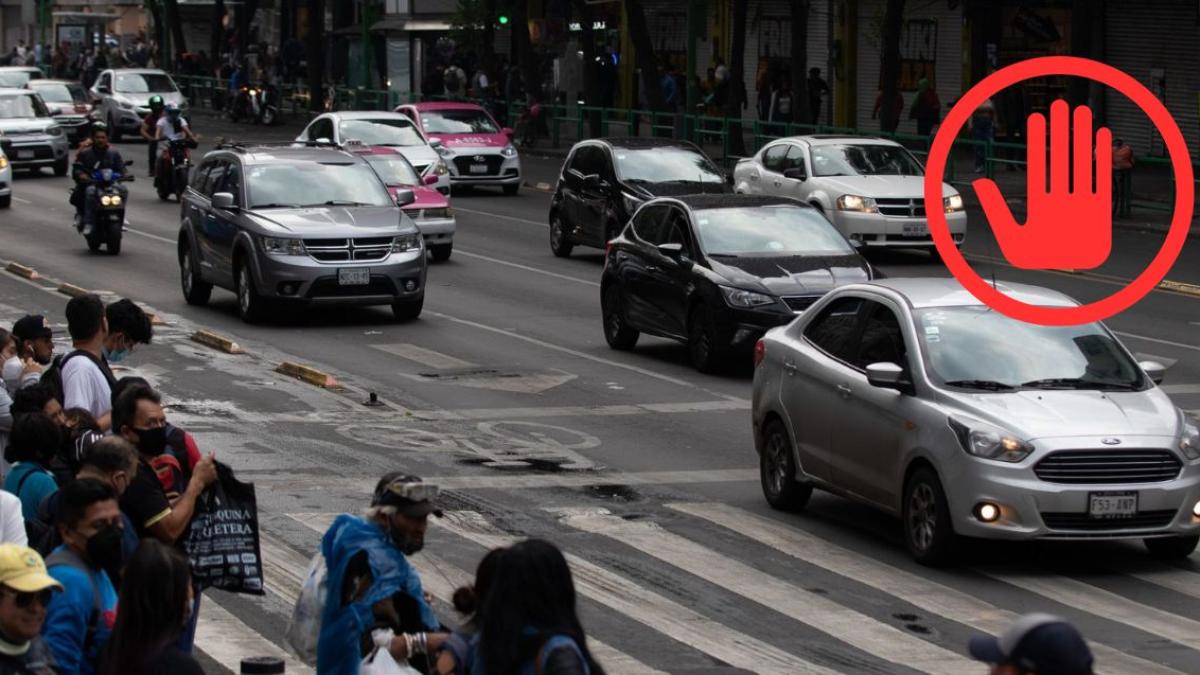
[72,125,126,237]
[154,102,198,195]
[229,59,250,118]
[139,95,165,178]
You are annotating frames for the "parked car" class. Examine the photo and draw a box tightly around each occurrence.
[90,68,187,141]
[0,88,69,175]
[26,79,94,146]
[601,194,875,372]
[394,102,520,195]
[296,111,450,193]
[350,144,456,262]
[0,66,43,88]
[0,146,12,208]
[752,276,1200,564]
[550,138,731,258]
[733,135,967,256]
[177,142,426,323]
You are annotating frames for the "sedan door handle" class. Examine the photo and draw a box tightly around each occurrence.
[783,360,798,375]
[773,181,782,188]
[836,384,852,397]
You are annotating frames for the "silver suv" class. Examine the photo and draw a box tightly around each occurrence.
[752,277,1200,565]
[90,69,187,142]
[176,142,426,323]
[0,88,69,175]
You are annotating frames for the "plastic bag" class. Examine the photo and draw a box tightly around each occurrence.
[360,630,422,675]
[284,551,327,665]
[183,462,265,595]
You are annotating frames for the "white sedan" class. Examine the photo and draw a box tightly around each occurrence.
[297,111,451,194]
[733,136,967,255]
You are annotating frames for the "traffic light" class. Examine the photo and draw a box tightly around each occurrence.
[498,14,510,25]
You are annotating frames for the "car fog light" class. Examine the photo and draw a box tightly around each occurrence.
[404,280,417,292]
[1193,500,1200,519]
[974,502,1000,523]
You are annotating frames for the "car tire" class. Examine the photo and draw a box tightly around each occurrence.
[0,195,10,209]
[1144,535,1200,560]
[903,467,957,566]
[760,419,813,511]
[688,304,727,374]
[236,261,269,323]
[602,285,639,350]
[53,157,68,177]
[392,294,424,321]
[503,184,519,196]
[549,211,574,258]
[429,243,453,262]
[180,244,213,306]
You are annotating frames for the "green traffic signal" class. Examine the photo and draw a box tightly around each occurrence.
[498,15,509,25]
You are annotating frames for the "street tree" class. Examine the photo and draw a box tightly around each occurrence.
[623,0,664,112]
[878,0,906,133]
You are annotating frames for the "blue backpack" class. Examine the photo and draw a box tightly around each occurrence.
[443,632,589,675]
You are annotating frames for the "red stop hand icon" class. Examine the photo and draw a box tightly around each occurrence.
[973,99,1113,270]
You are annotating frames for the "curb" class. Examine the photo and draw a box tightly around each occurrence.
[57,283,91,298]
[5,263,38,280]
[1159,279,1200,298]
[190,330,244,354]
[276,361,339,388]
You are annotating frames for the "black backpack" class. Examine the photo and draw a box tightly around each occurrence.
[40,350,116,406]
[26,489,60,557]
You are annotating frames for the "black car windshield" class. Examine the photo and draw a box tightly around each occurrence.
[29,83,85,104]
[363,154,421,186]
[695,206,854,256]
[246,162,394,208]
[0,71,35,87]
[916,307,1145,391]
[420,109,499,134]
[114,73,177,93]
[614,147,724,184]
[0,94,48,119]
[810,144,923,177]
[340,119,426,146]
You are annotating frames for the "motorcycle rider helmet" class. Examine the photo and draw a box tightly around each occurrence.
[165,101,181,118]
[148,95,164,112]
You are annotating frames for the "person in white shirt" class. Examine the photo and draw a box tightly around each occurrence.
[0,492,26,546]
[60,296,152,432]
[2,316,55,396]
[154,102,197,144]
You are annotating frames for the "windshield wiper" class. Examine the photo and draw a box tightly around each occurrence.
[308,200,374,207]
[708,253,740,259]
[250,203,301,209]
[1021,378,1140,391]
[944,379,1018,391]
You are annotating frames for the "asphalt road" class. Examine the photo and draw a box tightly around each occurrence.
[1,115,1199,674]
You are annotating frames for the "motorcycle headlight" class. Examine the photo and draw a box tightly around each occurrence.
[500,143,517,157]
[621,192,643,214]
[391,233,421,252]
[944,194,964,213]
[433,159,449,176]
[261,236,305,256]
[46,126,63,137]
[109,195,122,206]
[100,195,113,206]
[836,194,878,213]
[948,417,1034,463]
[1179,419,1200,461]
[720,286,776,309]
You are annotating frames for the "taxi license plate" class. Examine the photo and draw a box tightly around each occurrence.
[337,268,370,286]
[902,222,929,236]
[469,163,489,174]
[16,150,33,160]
[1089,491,1138,519]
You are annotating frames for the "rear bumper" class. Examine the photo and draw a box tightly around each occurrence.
[414,216,456,244]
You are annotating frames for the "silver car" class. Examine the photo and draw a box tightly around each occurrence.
[0,88,69,175]
[0,66,44,88]
[752,277,1200,565]
[90,69,187,142]
[296,111,451,194]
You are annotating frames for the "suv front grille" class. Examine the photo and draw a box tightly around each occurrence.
[304,237,393,263]
[782,295,821,312]
[1041,510,1177,531]
[874,198,925,218]
[1034,450,1182,484]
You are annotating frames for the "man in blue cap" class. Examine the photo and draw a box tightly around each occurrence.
[969,613,1094,674]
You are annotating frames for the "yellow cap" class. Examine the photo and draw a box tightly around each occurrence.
[0,545,63,593]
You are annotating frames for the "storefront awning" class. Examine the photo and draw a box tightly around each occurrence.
[52,12,122,24]
[370,17,453,33]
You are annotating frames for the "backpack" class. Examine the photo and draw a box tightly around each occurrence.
[40,350,116,407]
[27,490,60,556]
[44,548,104,656]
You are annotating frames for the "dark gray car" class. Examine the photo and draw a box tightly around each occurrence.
[176,143,426,323]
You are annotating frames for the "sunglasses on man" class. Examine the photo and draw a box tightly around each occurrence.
[1,587,54,609]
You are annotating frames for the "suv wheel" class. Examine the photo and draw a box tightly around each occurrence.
[903,467,957,566]
[392,294,424,321]
[1144,535,1200,560]
[53,157,68,176]
[760,419,813,511]
[236,262,268,323]
[180,244,212,305]
[688,305,727,373]
[549,212,574,257]
[602,286,638,350]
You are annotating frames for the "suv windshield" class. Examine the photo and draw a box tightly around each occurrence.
[30,83,85,104]
[916,307,1145,391]
[246,161,394,208]
[420,109,498,134]
[362,154,421,186]
[811,144,923,177]
[0,94,48,119]
[340,119,425,147]
[114,73,177,94]
[615,147,724,184]
[696,206,854,256]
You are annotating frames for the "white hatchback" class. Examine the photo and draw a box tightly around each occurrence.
[297,112,451,194]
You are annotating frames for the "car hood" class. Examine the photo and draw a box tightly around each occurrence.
[426,133,509,149]
[392,186,449,210]
[389,145,439,166]
[953,389,1181,441]
[0,118,57,133]
[247,206,416,237]
[709,253,871,295]
[814,174,956,198]
[45,102,92,116]
[627,181,732,198]
[112,91,186,108]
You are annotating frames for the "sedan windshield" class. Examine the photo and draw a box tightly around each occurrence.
[916,307,1145,391]
[114,73,177,93]
[340,119,426,147]
[696,206,854,256]
[614,147,724,184]
[363,154,422,186]
[246,162,394,209]
[29,83,85,104]
[420,109,499,134]
[811,144,923,177]
[0,94,48,119]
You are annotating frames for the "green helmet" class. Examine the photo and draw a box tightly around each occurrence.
[149,95,164,110]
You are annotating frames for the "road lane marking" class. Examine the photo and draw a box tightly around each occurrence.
[11,196,31,205]
[410,399,751,420]
[196,593,314,674]
[453,206,548,227]
[456,248,600,287]
[372,343,476,369]
[555,507,977,674]
[1117,332,1200,353]
[125,225,177,245]
[255,469,757,492]
[669,502,1182,675]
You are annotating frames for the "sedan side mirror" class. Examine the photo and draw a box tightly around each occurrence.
[394,189,416,207]
[583,173,605,188]
[783,167,807,181]
[422,174,439,186]
[657,243,691,267]
[1139,360,1167,385]
[96,86,110,95]
[212,192,238,210]
[428,138,443,148]
[866,362,907,390]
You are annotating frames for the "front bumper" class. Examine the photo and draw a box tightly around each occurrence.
[113,106,151,131]
[411,216,456,246]
[253,249,427,306]
[0,167,11,196]
[831,209,968,247]
[714,302,798,352]
[55,117,92,144]
[444,150,521,186]
[0,136,69,168]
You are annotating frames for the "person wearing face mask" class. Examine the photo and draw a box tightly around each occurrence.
[41,479,121,675]
[3,318,56,397]
[317,472,448,674]
[109,379,199,502]
[57,296,150,434]
[0,544,60,674]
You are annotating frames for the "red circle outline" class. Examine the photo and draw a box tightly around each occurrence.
[925,56,1194,326]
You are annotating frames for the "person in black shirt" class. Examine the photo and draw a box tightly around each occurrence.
[71,127,125,237]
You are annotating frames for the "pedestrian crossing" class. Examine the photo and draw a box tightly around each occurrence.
[194,501,1200,675]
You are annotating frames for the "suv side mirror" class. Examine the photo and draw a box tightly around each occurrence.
[394,188,416,207]
[866,362,907,391]
[783,167,807,181]
[212,192,238,210]
[1139,360,1167,385]
[96,85,110,95]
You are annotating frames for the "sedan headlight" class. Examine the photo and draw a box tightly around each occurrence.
[432,159,449,175]
[944,194,964,213]
[1179,420,1200,461]
[621,192,643,214]
[117,99,136,110]
[391,233,421,252]
[420,207,452,219]
[46,126,63,137]
[720,286,776,309]
[836,194,878,213]
[0,156,8,169]
[261,236,305,256]
[500,143,517,157]
[948,417,1034,463]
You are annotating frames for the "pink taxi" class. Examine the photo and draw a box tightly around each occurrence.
[353,145,456,262]
[394,102,520,195]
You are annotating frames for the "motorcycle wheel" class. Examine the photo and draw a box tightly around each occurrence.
[106,225,121,255]
[86,233,102,252]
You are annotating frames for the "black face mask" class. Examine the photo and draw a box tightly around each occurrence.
[133,426,167,456]
[85,524,124,580]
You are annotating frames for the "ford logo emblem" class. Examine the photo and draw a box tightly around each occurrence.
[1101,438,1121,445]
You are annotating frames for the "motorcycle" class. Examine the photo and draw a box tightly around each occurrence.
[228,84,280,125]
[74,165,133,255]
[155,138,194,202]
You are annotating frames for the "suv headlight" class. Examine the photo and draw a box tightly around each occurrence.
[948,417,1034,463]
[944,194,964,213]
[261,236,305,256]
[500,143,517,157]
[720,286,776,309]
[0,156,8,169]
[836,194,877,213]
[46,126,63,137]
[391,233,421,252]
[1179,419,1200,461]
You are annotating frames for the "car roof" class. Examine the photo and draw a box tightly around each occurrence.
[856,277,1077,309]
[27,79,79,86]
[348,145,416,159]
[408,102,488,112]
[670,194,808,211]
[107,68,169,75]
[772,135,899,147]
[215,145,369,166]
[328,111,413,122]
[590,137,700,151]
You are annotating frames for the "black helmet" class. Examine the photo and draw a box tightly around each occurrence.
[148,95,164,110]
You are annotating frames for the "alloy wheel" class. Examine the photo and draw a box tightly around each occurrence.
[238,267,252,315]
[908,483,937,553]
[765,433,789,498]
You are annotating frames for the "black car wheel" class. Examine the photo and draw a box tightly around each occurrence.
[903,467,957,566]
[53,157,68,176]
[1144,535,1200,560]
[760,419,813,511]
[549,212,574,257]
[687,304,727,373]
[180,244,212,306]
[602,285,639,350]
[429,243,453,262]
[236,262,269,323]
[0,194,10,209]
[503,184,519,196]
[392,294,424,321]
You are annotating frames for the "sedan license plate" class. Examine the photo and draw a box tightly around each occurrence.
[902,222,929,236]
[16,150,33,160]
[469,163,489,174]
[1089,491,1138,519]
[337,268,370,286]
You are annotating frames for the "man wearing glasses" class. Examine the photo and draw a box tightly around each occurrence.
[0,543,61,674]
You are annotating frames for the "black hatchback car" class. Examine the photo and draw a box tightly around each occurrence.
[601,195,878,372]
[549,138,731,257]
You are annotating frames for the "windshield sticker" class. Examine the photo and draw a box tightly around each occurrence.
[924,326,940,335]
[767,241,784,250]
[616,154,627,160]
